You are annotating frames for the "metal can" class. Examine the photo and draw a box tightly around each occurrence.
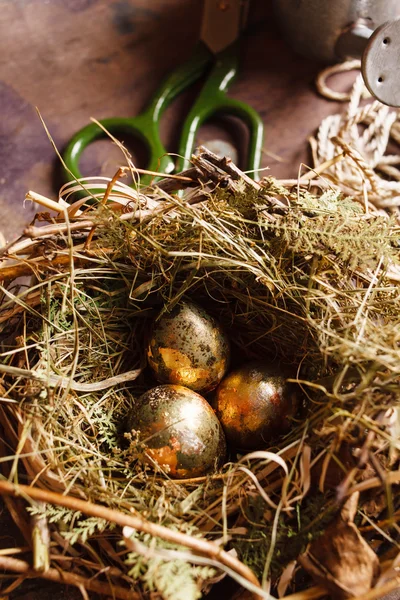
[273,0,400,63]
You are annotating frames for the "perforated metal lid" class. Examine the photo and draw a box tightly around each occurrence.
[362,18,400,107]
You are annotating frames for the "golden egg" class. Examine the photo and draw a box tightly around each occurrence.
[213,362,298,451]
[147,301,230,393]
[128,384,227,478]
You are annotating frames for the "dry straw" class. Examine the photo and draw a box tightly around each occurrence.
[0,76,400,600]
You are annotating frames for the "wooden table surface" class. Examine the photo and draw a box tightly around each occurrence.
[0,0,354,241]
[0,0,360,598]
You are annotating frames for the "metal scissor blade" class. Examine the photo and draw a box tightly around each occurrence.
[200,0,249,54]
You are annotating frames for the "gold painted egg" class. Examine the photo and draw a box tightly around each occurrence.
[213,362,298,451]
[128,384,227,478]
[147,301,230,393]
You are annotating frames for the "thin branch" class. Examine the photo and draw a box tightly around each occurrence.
[0,249,113,282]
[101,168,127,207]
[48,368,143,392]
[0,555,136,600]
[193,146,261,190]
[0,480,262,598]
[127,166,194,182]
[0,363,142,391]
[347,470,400,495]
[153,167,199,193]
[25,191,70,214]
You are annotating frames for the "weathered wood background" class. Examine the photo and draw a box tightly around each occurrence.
[0,0,353,241]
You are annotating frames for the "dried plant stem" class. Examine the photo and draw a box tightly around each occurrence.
[22,204,161,239]
[25,191,69,214]
[298,153,345,181]
[0,363,142,391]
[31,501,50,572]
[331,136,380,194]
[127,166,194,182]
[0,547,30,557]
[0,236,26,259]
[0,254,84,282]
[193,146,261,192]
[347,470,400,495]
[24,219,96,238]
[277,178,328,188]
[152,167,199,193]
[101,167,127,206]
[46,368,143,392]
[0,246,114,282]
[0,480,262,598]
[0,555,136,600]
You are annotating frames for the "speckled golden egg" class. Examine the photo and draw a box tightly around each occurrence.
[128,384,227,478]
[147,302,230,393]
[213,362,298,451]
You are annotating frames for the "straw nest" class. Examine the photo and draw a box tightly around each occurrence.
[0,146,399,600]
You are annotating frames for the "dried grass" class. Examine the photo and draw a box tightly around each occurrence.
[0,141,399,600]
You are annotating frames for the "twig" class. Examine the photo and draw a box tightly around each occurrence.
[0,249,113,282]
[347,470,400,495]
[25,191,70,214]
[276,179,329,189]
[297,154,345,181]
[193,147,287,216]
[123,528,268,599]
[47,368,143,392]
[31,501,50,572]
[0,480,262,598]
[101,168,127,207]
[153,167,199,193]
[24,220,96,238]
[0,235,26,259]
[193,146,261,191]
[22,204,162,238]
[0,547,31,557]
[128,166,194,182]
[0,364,142,392]
[0,555,136,600]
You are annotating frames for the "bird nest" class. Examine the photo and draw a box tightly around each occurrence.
[0,147,399,600]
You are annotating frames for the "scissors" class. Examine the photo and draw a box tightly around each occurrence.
[62,0,264,188]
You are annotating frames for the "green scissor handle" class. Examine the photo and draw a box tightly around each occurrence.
[176,43,264,179]
[62,42,212,191]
